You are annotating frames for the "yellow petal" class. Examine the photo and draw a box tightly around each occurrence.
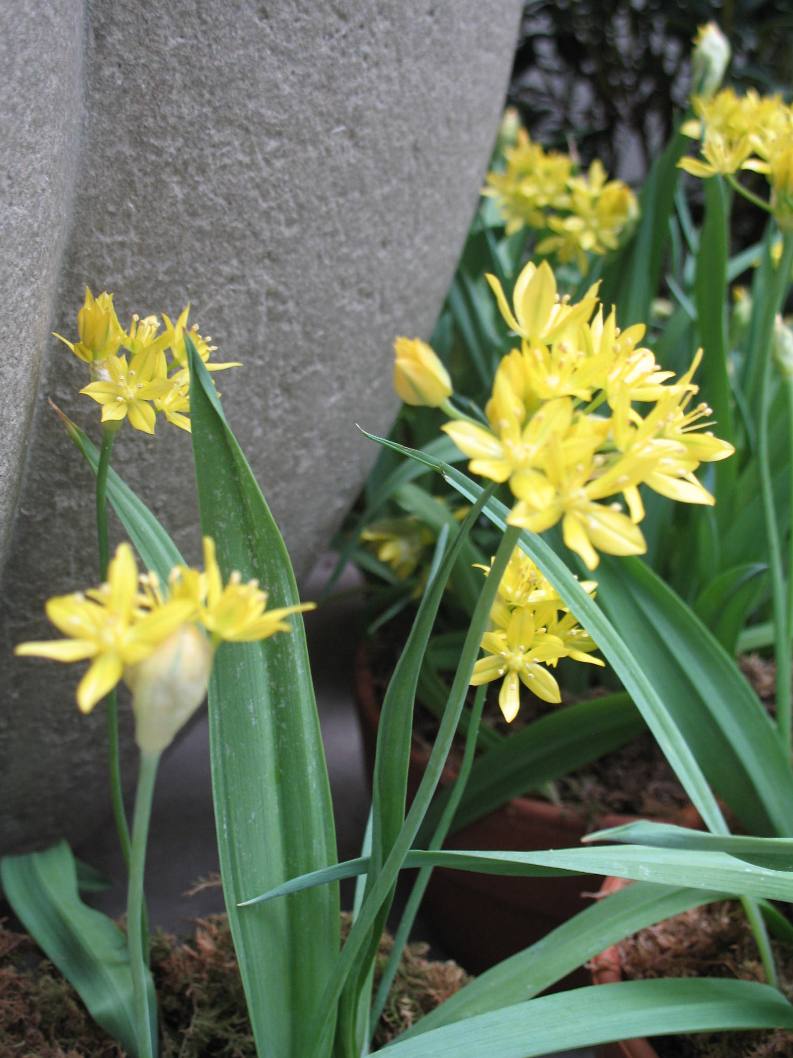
[126,401,156,434]
[77,653,124,713]
[498,671,521,723]
[584,505,647,557]
[485,273,521,334]
[15,639,96,662]
[518,663,561,704]
[107,543,139,619]
[442,421,504,462]
[562,511,600,571]
[515,260,556,340]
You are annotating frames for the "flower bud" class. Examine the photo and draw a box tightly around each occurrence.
[691,23,730,99]
[495,106,521,154]
[393,337,452,407]
[774,316,793,380]
[126,624,213,753]
[729,286,752,345]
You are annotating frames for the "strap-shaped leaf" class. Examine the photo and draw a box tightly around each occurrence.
[1,841,156,1057]
[370,979,793,1058]
[406,881,724,1036]
[187,339,339,1058]
[592,555,793,837]
[591,820,793,871]
[241,845,793,906]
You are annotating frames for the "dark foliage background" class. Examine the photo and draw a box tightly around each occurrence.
[509,0,793,183]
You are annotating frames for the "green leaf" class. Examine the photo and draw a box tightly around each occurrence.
[371,979,793,1058]
[241,844,793,906]
[693,563,767,653]
[64,418,184,581]
[187,338,339,1058]
[590,820,793,872]
[592,555,793,837]
[422,693,642,835]
[1,841,155,1057]
[407,881,723,1036]
[358,430,729,837]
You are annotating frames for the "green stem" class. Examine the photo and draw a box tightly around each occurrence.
[128,750,159,1058]
[757,233,793,750]
[369,683,487,1036]
[742,897,778,990]
[726,174,773,216]
[439,397,485,428]
[96,426,132,866]
[787,378,793,640]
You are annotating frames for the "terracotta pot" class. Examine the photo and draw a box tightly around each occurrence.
[354,644,699,978]
[589,877,661,1058]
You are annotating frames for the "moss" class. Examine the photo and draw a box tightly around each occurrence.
[0,912,469,1057]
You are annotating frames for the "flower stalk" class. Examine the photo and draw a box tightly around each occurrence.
[96,425,131,866]
[757,232,793,749]
[127,750,160,1058]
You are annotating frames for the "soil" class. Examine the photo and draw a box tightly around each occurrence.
[369,629,777,824]
[609,900,793,1058]
[0,910,469,1057]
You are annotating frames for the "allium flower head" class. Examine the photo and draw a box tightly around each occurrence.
[442,259,735,569]
[16,538,315,747]
[470,547,603,722]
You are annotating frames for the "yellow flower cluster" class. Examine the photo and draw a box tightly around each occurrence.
[484,130,637,272]
[443,260,735,570]
[361,516,435,581]
[680,88,793,228]
[471,547,603,722]
[55,288,240,434]
[16,541,313,750]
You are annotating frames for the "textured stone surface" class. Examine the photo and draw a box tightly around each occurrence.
[0,0,83,572]
[0,0,522,853]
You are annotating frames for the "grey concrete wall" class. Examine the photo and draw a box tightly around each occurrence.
[0,0,522,854]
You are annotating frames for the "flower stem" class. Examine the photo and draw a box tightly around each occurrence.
[787,378,793,640]
[757,232,793,750]
[726,173,773,216]
[128,750,160,1058]
[96,426,132,866]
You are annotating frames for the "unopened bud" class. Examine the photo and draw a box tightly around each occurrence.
[691,23,730,99]
[393,337,452,408]
[127,625,213,753]
[729,286,752,344]
[496,106,521,153]
[774,316,793,380]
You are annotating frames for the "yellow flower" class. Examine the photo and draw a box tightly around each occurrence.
[169,537,315,644]
[80,351,174,434]
[361,516,434,580]
[15,543,193,713]
[485,259,600,344]
[393,337,452,407]
[163,306,241,372]
[484,129,573,233]
[471,607,564,721]
[54,288,125,364]
[536,162,637,272]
